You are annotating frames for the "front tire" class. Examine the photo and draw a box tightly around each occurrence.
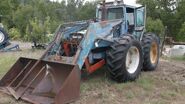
[106,35,143,82]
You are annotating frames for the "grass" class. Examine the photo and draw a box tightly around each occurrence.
[0,55,18,78]
[136,75,155,91]
[80,67,185,103]
[160,90,178,99]
[170,56,185,61]
[0,50,43,78]
[162,55,185,61]
[115,74,155,91]
[124,90,135,99]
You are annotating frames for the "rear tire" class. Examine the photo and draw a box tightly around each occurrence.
[142,33,160,71]
[106,35,143,82]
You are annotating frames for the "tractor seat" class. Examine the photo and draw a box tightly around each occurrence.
[128,25,135,34]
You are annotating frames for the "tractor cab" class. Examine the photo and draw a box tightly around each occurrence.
[96,0,146,40]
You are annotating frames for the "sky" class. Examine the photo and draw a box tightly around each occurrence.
[87,0,137,5]
[52,0,137,5]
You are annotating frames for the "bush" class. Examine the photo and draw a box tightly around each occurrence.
[176,22,185,42]
[8,28,21,40]
[146,17,165,37]
[25,16,51,43]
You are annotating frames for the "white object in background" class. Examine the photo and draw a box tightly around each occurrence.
[169,45,185,57]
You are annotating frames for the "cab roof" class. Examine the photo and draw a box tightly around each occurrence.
[99,1,142,9]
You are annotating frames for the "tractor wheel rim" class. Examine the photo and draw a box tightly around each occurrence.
[0,31,5,43]
[126,46,140,74]
[150,41,158,64]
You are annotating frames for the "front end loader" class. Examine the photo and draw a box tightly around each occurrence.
[0,0,160,104]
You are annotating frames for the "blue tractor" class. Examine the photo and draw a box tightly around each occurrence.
[0,1,160,104]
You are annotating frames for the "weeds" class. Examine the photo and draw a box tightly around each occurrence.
[0,55,18,78]
[170,56,185,61]
[125,91,135,99]
[162,56,185,61]
[137,75,155,91]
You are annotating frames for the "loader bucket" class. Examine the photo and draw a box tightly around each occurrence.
[0,57,81,104]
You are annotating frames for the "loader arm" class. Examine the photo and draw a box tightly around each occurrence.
[75,20,122,69]
[43,19,122,69]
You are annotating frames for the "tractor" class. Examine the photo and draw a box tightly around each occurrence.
[0,0,160,104]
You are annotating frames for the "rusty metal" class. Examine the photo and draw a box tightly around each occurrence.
[0,57,81,104]
[85,58,105,74]
[72,47,82,64]
[102,0,106,21]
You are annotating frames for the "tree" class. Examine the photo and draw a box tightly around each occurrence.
[13,5,34,37]
[175,0,185,38]
[177,22,185,42]
[1,0,97,42]
[137,0,184,40]
[77,1,97,20]
[146,17,164,37]
[136,0,160,19]
[26,16,51,43]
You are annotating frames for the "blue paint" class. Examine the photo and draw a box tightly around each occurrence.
[77,20,122,69]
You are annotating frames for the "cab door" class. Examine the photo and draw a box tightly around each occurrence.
[134,6,146,40]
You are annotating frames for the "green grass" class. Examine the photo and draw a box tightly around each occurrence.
[170,56,185,61]
[114,74,155,91]
[160,90,178,99]
[136,75,155,91]
[0,55,18,78]
[0,49,43,78]
[162,56,185,61]
[124,90,135,99]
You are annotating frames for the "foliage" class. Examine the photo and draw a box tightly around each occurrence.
[137,0,185,41]
[77,1,97,20]
[176,22,185,42]
[8,28,21,40]
[146,17,164,37]
[25,16,51,43]
[1,0,97,42]
[13,5,34,37]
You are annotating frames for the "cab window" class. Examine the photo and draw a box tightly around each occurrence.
[107,8,123,20]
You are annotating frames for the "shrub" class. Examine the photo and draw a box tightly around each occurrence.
[176,22,185,42]
[8,28,21,40]
[146,17,165,37]
[25,16,51,43]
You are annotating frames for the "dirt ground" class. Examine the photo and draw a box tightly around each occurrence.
[0,41,185,104]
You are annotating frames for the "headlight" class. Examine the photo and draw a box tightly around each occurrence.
[95,41,99,47]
